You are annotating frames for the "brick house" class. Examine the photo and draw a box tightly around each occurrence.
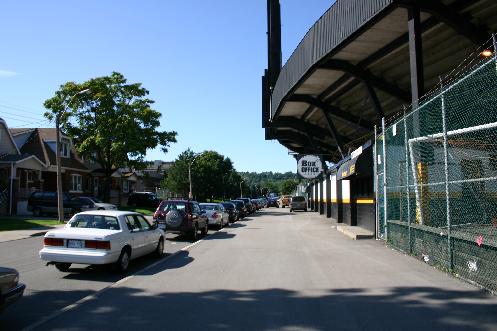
[0,118,46,215]
[9,128,92,205]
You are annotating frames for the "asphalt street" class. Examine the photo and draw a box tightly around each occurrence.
[0,219,208,330]
[3,209,497,330]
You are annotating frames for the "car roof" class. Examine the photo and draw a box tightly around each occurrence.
[199,203,218,205]
[163,199,190,203]
[77,210,142,217]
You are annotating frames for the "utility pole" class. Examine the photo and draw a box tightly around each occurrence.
[56,89,90,223]
[240,180,244,198]
[188,153,200,199]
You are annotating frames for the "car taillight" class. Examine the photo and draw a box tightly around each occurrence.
[44,237,64,246]
[85,240,111,250]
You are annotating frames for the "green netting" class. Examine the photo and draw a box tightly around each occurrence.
[376,57,497,292]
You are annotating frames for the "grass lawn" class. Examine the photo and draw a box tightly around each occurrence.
[118,206,156,216]
[0,217,61,232]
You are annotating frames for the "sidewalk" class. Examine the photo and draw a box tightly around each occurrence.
[0,224,65,243]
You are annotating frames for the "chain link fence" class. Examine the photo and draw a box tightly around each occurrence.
[375,50,497,292]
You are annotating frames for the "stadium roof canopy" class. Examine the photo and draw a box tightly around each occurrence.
[262,0,497,162]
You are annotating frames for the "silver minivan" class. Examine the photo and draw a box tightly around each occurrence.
[290,196,307,212]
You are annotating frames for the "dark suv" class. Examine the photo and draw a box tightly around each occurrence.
[237,198,255,213]
[127,192,161,208]
[153,200,208,241]
[28,191,89,216]
[230,200,246,218]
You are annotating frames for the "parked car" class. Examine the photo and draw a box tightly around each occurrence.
[230,200,247,218]
[28,191,90,216]
[267,194,279,207]
[237,198,255,213]
[221,202,239,222]
[0,267,25,313]
[199,203,229,229]
[278,195,292,208]
[153,200,208,240]
[39,211,164,273]
[251,199,260,210]
[72,196,117,211]
[290,196,307,212]
[127,192,161,208]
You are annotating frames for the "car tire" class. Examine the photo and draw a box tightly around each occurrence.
[290,209,293,212]
[201,223,208,235]
[155,238,164,257]
[304,208,307,212]
[191,224,198,242]
[55,263,71,272]
[115,248,131,273]
[98,207,105,210]
[33,207,41,217]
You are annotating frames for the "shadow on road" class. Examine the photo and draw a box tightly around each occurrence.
[12,286,497,331]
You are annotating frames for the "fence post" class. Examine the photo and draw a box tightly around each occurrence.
[382,117,388,240]
[493,33,497,70]
[374,125,379,238]
[403,107,412,253]
[440,77,452,271]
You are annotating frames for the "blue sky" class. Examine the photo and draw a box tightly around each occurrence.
[0,1,333,172]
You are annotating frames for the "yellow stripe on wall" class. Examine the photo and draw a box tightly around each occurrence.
[357,199,375,204]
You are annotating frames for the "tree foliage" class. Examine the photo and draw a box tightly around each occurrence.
[44,72,177,200]
[162,150,247,201]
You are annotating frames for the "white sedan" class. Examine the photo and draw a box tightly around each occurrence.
[39,210,164,272]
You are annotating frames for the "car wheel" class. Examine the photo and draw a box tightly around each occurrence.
[191,224,198,242]
[55,263,71,272]
[98,207,105,210]
[304,208,307,212]
[33,207,41,217]
[115,248,131,273]
[290,209,293,212]
[201,223,208,235]
[155,238,164,257]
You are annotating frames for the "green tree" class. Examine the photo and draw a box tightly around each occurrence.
[162,149,241,201]
[161,149,195,198]
[280,179,299,195]
[44,72,177,201]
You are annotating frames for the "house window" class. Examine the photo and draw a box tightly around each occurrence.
[71,174,83,192]
[60,140,70,158]
[122,180,129,193]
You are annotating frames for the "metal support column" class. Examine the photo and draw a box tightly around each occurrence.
[403,108,412,253]
[440,77,452,271]
[408,5,424,137]
[374,125,379,238]
[382,118,388,240]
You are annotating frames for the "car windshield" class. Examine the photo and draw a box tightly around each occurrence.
[90,197,103,203]
[68,214,120,230]
[292,196,305,202]
[159,202,186,212]
[222,203,234,208]
[200,204,218,211]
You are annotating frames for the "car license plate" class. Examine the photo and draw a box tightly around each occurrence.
[67,239,84,248]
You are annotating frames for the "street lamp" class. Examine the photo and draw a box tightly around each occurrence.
[240,180,244,198]
[56,88,90,223]
[188,153,201,199]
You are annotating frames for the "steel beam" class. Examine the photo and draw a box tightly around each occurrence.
[408,4,424,107]
[268,116,352,145]
[398,0,490,46]
[364,82,384,120]
[321,59,411,102]
[289,94,374,130]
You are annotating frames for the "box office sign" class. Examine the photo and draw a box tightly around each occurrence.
[297,155,324,179]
